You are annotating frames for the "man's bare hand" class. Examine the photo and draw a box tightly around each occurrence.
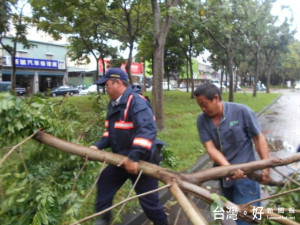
[227,169,247,180]
[90,145,99,150]
[261,168,270,184]
[118,157,138,174]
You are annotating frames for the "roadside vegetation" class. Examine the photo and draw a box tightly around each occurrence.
[0,90,282,224]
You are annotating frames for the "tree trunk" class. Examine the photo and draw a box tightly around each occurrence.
[189,47,195,99]
[266,64,272,94]
[253,52,259,97]
[11,45,17,91]
[126,42,134,85]
[226,51,234,102]
[151,0,181,130]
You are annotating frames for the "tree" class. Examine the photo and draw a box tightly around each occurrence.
[30,0,118,86]
[262,20,293,93]
[243,0,275,97]
[281,40,300,84]
[104,0,153,83]
[169,0,205,98]
[0,0,11,36]
[0,0,33,91]
[30,0,152,84]
[198,0,251,102]
[151,0,181,130]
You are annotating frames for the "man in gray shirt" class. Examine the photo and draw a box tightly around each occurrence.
[195,83,270,225]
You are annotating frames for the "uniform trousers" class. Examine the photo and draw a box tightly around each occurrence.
[95,164,168,225]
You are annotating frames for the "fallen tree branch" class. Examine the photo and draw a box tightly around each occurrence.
[0,128,42,167]
[180,155,300,185]
[273,167,300,186]
[246,187,300,206]
[169,182,208,225]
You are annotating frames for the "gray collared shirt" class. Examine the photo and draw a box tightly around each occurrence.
[197,102,261,164]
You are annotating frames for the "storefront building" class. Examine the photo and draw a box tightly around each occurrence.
[0,37,68,93]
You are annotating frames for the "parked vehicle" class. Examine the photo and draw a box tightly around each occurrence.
[0,81,11,92]
[0,81,26,95]
[51,85,79,97]
[15,87,26,95]
[295,83,300,91]
[79,85,97,95]
[211,80,226,90]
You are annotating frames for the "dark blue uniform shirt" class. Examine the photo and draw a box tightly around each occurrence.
[94,86,157,163]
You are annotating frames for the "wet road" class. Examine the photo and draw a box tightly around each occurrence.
[259,89,300,151]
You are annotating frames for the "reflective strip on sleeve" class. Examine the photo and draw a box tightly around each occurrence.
[132,137,152,150]
[114,121,134,129]
[103,131,109,137]
[105,120,109,127]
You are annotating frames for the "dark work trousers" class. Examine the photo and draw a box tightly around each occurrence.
[221,177,261,225]
[95,164,168,225]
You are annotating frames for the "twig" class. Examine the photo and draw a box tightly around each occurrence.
[273,167,300,187]
[18,146,28,173]
[0,146,13,151]
[0,181,5,200]
[68,155,89,208]
[112,170,143,224]
[83,162,107,202]
[55,92,69,106]
[0,128,42,167]
[174,207,182,225]
[70,184,171,225]
[246,187,300,206]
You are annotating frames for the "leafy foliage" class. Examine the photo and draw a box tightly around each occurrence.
[261,173,300,224]
[0,93,107,225]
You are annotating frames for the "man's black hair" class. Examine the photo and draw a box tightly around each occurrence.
[194,82,222,101]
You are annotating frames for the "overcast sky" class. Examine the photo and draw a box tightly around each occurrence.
[271,0,300,40]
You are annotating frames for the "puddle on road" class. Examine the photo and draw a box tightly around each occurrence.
[267,138,295,152]
[266,138,299,182]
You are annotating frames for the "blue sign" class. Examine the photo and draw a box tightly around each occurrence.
[3,56,65,70]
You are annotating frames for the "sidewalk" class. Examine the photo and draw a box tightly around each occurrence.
[119,89,300,225]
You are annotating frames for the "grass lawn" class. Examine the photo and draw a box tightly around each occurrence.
[62,90,280,172]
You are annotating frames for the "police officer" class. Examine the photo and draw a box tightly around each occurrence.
[91,68,169,225]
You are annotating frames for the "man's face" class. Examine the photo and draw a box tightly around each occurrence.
[105,79,120,100]
[196,94,220,117]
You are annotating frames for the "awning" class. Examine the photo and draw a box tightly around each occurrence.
[38,72,65,76]
[2,70,35,75]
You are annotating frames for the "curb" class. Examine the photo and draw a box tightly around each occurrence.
[256,93,283,118]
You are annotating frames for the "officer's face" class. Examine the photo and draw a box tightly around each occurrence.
[105,79,120,100]
[196,94,221,118]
